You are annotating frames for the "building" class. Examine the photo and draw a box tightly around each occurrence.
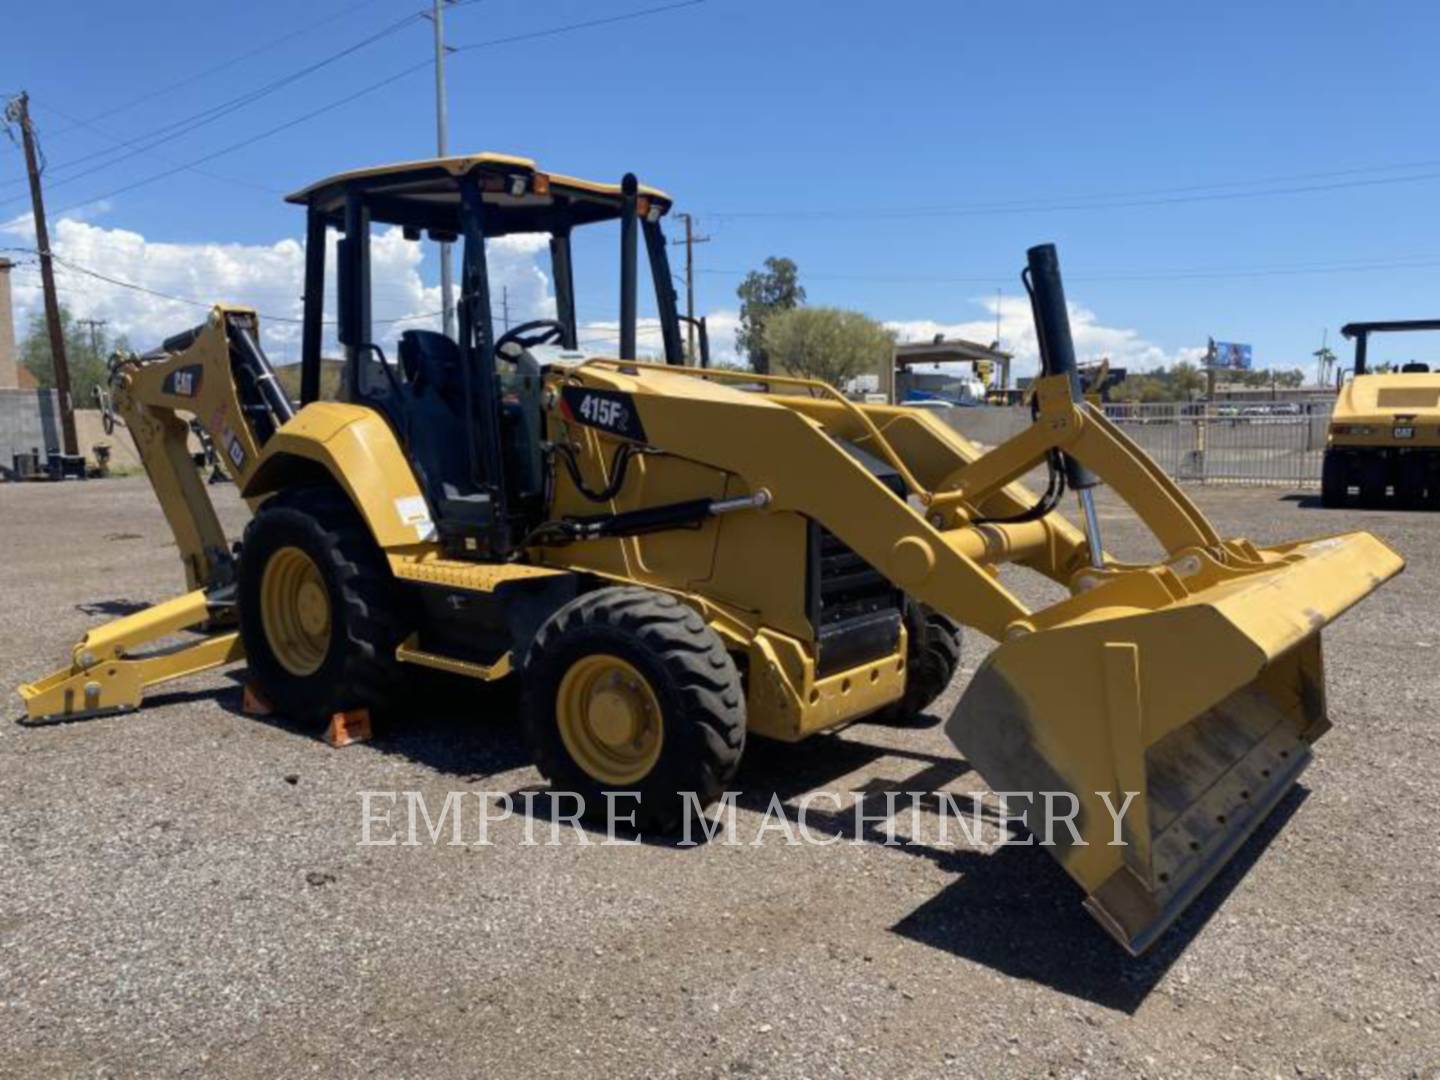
[0,257,67,473]
[882,336,1013,405]
[0,257,18,390]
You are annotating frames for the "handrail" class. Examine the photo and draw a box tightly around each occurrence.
[574,357,932,502]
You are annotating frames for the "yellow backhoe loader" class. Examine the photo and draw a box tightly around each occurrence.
[18,154,1402,954]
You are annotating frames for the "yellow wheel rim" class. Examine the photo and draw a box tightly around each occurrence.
[260,546,332,677]
[556,654,664,785]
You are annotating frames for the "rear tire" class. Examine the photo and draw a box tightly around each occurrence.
[522,586,745,833]
[1397,453,1427,509]
[872,603,962,726]
[1358,454,1390,508]
[239,487,405,722]
[1320,451,1346,508]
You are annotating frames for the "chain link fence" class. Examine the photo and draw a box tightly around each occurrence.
[939,401,1335,488]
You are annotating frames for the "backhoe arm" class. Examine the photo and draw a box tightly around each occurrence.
[110,306,286,587]
[19,307,291,723]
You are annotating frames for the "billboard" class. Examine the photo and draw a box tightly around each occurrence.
[1210,339,1253,371]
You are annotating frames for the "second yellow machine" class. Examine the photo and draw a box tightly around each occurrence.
[21,155,1402,954]
[1323,319,1440,507]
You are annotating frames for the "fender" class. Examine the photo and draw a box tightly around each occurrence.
[242,402,435,549]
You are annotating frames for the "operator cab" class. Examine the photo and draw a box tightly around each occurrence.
[1339,319,1440,382]
[287,154,688,559]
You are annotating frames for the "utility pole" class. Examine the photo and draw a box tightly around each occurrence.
[1313,329,1336,388]
[6,92,78,457]
[671,213,710,363]
[78,318,108,370]
[994,288,1003,388]
[501,285,509,330]
[425,0,457,340]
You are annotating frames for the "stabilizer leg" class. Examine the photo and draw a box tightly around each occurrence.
[17,589,245,725]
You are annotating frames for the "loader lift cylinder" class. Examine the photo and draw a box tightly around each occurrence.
[1026,243,1105,566]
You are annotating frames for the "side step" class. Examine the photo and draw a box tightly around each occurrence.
[395,634,513,681]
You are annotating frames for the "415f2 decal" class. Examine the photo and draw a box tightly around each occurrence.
[560,386,647,442]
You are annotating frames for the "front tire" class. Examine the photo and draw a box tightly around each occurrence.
[522,586,745,832]
[873,603,962,726]
[239,487,405,721]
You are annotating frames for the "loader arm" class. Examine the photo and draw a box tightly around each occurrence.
[561,332,1401,954]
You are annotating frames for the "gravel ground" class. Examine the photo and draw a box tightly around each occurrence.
[1,476,1437,1079]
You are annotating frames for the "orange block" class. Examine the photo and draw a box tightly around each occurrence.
[325,707,372,748]
[241,683,273,717]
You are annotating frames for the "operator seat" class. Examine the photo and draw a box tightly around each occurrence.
[397,330,483,509]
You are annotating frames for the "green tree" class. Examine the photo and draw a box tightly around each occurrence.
[735,257,804,374]
[1168,361,1206,398]
[1112,374,1171,402]
[762,306,895,387]
[20,304,120,406]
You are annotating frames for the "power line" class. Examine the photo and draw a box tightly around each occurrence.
[41,0,398,138]
[12,241,1438,354]
[5,245,539,334]
[39,63,432,219]
[695,253,1440,285]
[0,9,427,202]
[453,0,704,53]
[26,101,285,198]
[707,162,1440,222]
[2,246,440,326]
[29,0,708,220]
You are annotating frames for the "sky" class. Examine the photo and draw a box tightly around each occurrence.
[3,0,1439,378]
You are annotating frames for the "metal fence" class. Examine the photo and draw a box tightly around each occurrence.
[941,401,1335,488]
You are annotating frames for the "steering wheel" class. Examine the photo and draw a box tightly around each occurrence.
[495,319,567,356]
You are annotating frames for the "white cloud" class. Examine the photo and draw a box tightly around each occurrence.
[2,215,1194,380]
[0,215,553,364]
[886,294,1204,379]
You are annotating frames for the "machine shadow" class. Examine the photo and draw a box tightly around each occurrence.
[1281,493,1411,512]
[215,677,1313,1010]
[494,715,980,849]
[368,672,536,782]
[75,598,153,618]
[208,667,535,780]
[891,784,1310,1013]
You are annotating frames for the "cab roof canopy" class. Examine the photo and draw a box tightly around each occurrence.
[285,153,673,238]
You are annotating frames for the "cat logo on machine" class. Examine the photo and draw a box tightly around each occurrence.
[163,365,204,398]
[559,386,647,442]
[220,426,247,471]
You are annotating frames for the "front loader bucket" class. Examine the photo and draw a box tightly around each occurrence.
[946,530,1402,954]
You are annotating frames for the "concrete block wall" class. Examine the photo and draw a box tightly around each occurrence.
[0,388,62,469]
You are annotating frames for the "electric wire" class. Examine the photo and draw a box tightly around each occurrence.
[24,0,707,220]
[0,9,427,203]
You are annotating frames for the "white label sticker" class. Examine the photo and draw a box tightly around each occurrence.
[394,495,437,541]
